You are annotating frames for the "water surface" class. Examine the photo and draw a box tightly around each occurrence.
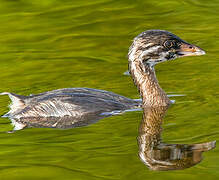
[0,0,218,179]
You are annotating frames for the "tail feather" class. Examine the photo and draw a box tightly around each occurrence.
[2,112,10,118]
[0,92,26,116]
[0,92,27,102]
[0,92,11,96]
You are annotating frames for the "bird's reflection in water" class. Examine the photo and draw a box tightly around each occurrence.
[138,106,216,171]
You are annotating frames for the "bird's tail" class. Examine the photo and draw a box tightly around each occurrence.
[0,92,26,117]
[0,92,10,96]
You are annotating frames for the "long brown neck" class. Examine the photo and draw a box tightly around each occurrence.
[129,60,171,107]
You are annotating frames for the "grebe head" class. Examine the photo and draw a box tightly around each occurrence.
[129,30,205,66]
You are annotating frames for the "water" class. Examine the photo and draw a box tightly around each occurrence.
[0,0,218,179]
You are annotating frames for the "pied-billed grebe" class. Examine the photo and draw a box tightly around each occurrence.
[0,30,205,130]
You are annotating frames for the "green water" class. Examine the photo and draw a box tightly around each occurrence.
[0,0,218,179]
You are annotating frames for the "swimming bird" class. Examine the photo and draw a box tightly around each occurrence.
[0,30,205,130]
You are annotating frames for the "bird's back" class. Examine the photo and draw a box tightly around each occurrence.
[1,88,140,129]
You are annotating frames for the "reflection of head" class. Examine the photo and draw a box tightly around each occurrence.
[138,107,216,171]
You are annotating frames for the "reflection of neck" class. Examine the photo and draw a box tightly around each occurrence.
[138,106,168,151]
[129,60,170,107]
[138,106,216,171]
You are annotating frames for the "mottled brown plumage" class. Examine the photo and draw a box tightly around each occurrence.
[128,30,205,107]
[129,60,170,106]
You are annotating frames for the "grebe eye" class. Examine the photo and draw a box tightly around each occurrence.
[163,40,175,49]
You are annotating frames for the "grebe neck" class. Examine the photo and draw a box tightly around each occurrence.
[129,60,171,107]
